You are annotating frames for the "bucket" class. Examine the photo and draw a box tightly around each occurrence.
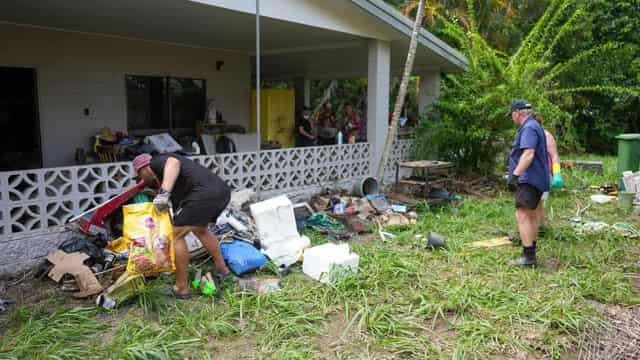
[617,191,635,211]
[353,177,379,197]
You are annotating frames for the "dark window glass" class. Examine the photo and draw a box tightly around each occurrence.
[126,75,205,133]
[169,78,205,129]
[126,75,168,130]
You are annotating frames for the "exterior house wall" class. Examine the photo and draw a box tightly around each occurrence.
[0,24,251,168]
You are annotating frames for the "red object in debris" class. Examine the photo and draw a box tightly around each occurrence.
[76,182,146,239]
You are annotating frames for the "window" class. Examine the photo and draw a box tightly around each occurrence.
[126,75,206,135]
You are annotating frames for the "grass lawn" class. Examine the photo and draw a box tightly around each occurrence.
[1,156,639,359]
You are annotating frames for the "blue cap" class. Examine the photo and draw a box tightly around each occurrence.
[510,99,532,113]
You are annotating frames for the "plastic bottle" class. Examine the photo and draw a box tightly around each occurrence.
[336,131,344,145]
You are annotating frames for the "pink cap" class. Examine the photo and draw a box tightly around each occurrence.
[132,153,152,173]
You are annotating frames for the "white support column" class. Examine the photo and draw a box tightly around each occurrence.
[418,71,441,114]
[367,39,391,176]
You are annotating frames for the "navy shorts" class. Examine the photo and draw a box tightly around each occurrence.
[515,184,542,209]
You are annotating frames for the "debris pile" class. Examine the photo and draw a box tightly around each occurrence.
[28,176,425,307]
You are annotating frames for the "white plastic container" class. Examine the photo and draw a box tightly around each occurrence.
[250,195,299,249]
[302,243,359,283]
[250,195,310,267]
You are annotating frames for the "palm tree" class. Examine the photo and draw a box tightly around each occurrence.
[377,0,427,181]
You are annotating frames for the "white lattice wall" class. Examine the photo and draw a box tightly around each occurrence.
[0,143,376,239]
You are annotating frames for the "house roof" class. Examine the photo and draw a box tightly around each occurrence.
[351,0,468,70]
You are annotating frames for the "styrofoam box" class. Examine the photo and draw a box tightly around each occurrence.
[302,243,359,283]
[250,195,300,250]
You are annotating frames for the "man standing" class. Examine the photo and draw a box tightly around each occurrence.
[296,107,315,147]
[133,153,232,298]
[507,100,550,266]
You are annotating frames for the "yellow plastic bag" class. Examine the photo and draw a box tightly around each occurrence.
[123,203,176,275]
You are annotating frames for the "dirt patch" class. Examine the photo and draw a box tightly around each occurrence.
[210,335,257,360]
[576,302,640,359]
[541,256,560,273]
[311,313,361,355]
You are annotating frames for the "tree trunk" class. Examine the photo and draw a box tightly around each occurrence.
[376,0,426,182]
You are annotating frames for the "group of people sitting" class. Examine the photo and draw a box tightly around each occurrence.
[296,102,365,147]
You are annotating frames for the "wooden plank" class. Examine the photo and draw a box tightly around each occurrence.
[470,237,512,248]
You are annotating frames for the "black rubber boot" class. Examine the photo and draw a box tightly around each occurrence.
[508,245,537,267]
[508,255,537,266]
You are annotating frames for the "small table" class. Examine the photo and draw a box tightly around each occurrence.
[395,160,453,197]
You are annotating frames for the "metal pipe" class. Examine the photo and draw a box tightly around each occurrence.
[255,0,261,196]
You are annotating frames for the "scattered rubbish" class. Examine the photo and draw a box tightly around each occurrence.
[201,272,216,296]
[238,277,281,294]
[391,204,407,213]
[58,236,106,267]
[261,236,310,268]
[599,183,619,196]
[70,182,146,239]
[229,189,256,210]
[577,221,610,234]
[590,194,616,204]
[47,250,103,298]
[612,223,640,238]
[0,297,16,312]
[191,270,203,289]
[311,195,331,212]
[574,221,639,238]
[293,203,314,231]
[380,213,411,226]
[220,240,268,275]
[107,236,130,254]
[367,193,390,213]
[375,218,396,241]
[123,203,176,275]
[471,237,513,248]
[340,216,369,233]
[426,231,446,248]
[428,189,462,201]
[217,209,248,232]
[353,177,379,197]
[184,231,204,253]
[250,195,311,267]
[332,201,346,215]
[302,243,359,283]
[307,213,345,230]
[96,272,145,309]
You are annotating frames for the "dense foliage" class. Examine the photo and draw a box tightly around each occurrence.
[409,0,639,173]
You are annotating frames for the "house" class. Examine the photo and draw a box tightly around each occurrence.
[0,0,467,273]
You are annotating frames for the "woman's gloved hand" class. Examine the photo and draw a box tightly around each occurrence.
[551,164,564,189]
[552,172,564,189]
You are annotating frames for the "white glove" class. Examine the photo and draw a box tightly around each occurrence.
[153,190,171,212]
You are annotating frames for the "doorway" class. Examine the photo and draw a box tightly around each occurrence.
[0,67,41,171]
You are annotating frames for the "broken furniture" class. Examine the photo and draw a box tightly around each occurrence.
[395,160,453,198]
